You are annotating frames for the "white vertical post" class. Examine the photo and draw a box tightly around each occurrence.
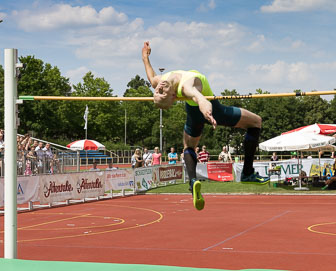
[4,48,18,259]
[159,68,165,152]
[160,109,162,151]
[124,108,127,145]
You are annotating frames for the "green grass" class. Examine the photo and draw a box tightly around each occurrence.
[146,181,336,194]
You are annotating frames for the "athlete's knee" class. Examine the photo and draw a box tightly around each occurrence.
[255,115,262,128]
[184,147,197,162]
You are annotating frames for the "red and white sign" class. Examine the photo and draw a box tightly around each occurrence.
[39,171,105,204]
[207,162,233,182]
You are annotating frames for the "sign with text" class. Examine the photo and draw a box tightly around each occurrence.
[158,165,183,182]
[207,162,233,182]
[105,169,134,191]
[134,167,153,191]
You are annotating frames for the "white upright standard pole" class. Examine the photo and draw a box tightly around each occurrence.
[160,109,163,151]
[4,48,18,259]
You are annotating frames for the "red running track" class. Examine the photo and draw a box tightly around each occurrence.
[1,194,336,271]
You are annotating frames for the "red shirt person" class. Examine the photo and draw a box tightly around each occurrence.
[198,145,210,163]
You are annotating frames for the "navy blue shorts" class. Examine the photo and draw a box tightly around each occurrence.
[184,100,241,137]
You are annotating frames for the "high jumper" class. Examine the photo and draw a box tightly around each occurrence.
[142,41,270,211]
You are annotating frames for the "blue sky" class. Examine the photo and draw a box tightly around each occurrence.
[1,0,336,97]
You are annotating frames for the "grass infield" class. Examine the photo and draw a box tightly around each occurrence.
[145,180,336,194]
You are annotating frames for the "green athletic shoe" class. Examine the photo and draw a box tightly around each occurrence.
[241,172,270,185]
[322,185,329,190]
[192,180,205,211]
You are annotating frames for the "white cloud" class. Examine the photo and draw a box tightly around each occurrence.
[12,4,128,31]
[261,0,336,13]
[246,34,266,52]
[247,60,336,91]
[8,3,336,96]
[65,66,95,85]
[0,11,7,20]
[197,0,216,12]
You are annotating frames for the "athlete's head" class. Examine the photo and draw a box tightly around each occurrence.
[153,80,175,109]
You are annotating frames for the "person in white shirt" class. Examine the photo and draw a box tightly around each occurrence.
[142,147,152,167]
[218,146,232,163]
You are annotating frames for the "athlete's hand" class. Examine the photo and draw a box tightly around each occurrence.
[199,99,217,129]
[142,41,151,60]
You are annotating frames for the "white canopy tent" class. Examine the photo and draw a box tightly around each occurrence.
[259,132,336,190]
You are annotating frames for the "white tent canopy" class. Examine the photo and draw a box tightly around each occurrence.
[259,132,336,152]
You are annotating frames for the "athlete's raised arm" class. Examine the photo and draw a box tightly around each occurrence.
[142,41,161,88]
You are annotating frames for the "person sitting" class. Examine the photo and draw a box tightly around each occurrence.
[270,152,278,161]
[106,160,118,170]
[89,161,100,171]
[218,146,232,163]
[322,175,336,190]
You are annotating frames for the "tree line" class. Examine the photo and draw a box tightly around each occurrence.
[0,55,335,154]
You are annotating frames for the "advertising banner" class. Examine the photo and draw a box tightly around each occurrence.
[185,163,233,182]
[134,167,153,191]
[207,163,233,181]
[39,173,76,204]
[158,165,183,182]
[105,169,134,191]
[233,158,334,182]
[17,176,40,204]
[40,171,105,204]
[73,171,105,199]
[0,176,46,207]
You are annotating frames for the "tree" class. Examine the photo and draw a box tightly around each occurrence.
[69,72,123,145]
[17,56,72,139]
[123,75,158,147]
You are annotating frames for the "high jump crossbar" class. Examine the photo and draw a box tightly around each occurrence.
[19,90,336,101]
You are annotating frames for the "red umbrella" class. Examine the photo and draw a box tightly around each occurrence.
[67,139,105,151]
[282,123,336,135]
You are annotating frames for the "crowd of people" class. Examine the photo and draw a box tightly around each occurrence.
[0,130,59,176]
[130,145,234,169]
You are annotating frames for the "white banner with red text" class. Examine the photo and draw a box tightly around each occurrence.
[39,171,105,204]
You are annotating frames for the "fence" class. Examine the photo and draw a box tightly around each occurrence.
[0,164,185,213]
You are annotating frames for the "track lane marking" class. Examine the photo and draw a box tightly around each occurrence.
[203,210,291,251]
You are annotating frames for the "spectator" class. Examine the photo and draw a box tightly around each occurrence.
[89,161,100,171]
[43,143,53,173]
[134,149,143,168]
[106,160,118,170]
[25,149,36,175]
[195,146,200,162]
[270,152,278,161]
[35,142,45,174]
[0,134,4,149]
[151,147,162,166]
[32,140,39,150]
[218,146,232,163]
[322,175,336,190]
[17,144,25,175]
[168,147,178,165]
[180,151,184,164]
[43,143,53,159]
[198,145,210,163]
[142,147,152,167]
